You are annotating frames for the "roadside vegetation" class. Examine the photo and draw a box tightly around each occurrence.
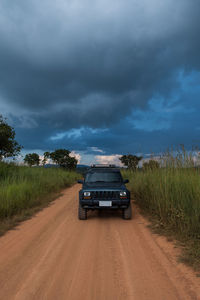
[0,114,81,235]
[121,149,200,271]
[0,162,81,235]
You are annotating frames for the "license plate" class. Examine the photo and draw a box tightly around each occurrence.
[99,201,112,207]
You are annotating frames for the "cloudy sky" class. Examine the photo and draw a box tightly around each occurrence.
[0,0,200,164]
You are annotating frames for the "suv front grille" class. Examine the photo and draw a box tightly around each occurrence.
[91,191,120,200]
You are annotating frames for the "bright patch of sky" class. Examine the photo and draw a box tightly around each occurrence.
[95,154,123,166]
[89,147,104,153]
[50,127,108,141]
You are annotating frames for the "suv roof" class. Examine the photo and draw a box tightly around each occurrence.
[91,164,117,168]
[88,165,120,174]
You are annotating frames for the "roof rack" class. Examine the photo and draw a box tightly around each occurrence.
[91,164,117,168]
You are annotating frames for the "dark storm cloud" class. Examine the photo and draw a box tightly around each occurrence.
[0,0,200,156]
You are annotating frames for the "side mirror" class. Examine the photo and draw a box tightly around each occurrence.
[77,179,84,184]
[123,179,129,184]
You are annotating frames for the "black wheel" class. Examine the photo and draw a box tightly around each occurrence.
[123,203,132,220]
[78,204,87,220]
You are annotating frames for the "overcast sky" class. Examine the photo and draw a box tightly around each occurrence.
[0,0,200,164]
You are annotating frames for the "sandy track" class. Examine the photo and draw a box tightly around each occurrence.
[0,184,199,300]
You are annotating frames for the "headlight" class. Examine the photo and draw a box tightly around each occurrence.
[84,192,91,197]
[120,191,127,197]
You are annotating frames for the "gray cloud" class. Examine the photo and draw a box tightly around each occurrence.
[0,0,200,155]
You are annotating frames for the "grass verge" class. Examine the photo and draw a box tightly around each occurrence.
[0,162,81,235]
[122,167,200,272]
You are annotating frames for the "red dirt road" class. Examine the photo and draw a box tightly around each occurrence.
[0,184,199,300]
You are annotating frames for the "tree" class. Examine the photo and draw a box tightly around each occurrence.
[42,151,50,166]
[119,154,142,170]
[24,153,40,167]
[143,160,160,171]
[45,149,78,169]
[0,115,22,160]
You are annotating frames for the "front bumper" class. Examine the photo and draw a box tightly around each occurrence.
[80,198,130,209]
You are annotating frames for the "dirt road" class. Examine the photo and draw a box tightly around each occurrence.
[0,184,199,300]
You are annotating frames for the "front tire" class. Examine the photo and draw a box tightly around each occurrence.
[78,204,87,220]
[123,203,132,220]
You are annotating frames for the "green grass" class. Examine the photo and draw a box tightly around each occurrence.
[0,162,81,234]
[122,165,200,271]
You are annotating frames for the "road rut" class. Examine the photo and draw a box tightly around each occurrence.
[0,184,199,300]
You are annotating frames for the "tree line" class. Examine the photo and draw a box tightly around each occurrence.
[0,115,77,169]
[24,150,77,169]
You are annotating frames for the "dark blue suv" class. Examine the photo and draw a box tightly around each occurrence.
[77,165,131,220]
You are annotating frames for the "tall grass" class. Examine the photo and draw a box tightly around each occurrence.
[0,162,81,219]
[122,149,200,269]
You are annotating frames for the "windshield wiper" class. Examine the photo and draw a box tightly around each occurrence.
[92,180,106,183]
[109,181,121,182]
[88,181,120,183]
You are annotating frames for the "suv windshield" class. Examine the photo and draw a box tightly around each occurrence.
[85,171,122,183]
